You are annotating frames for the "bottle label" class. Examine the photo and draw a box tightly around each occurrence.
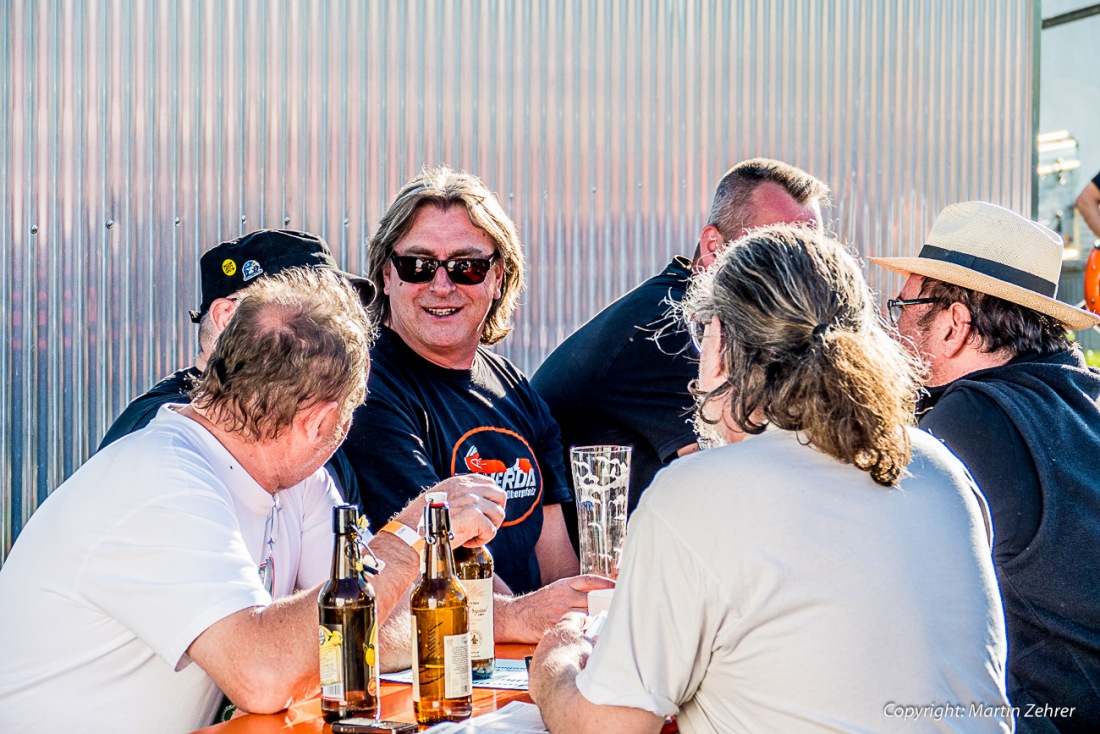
[462,577,495,661]
[319,624,344,700]
[410,616,420,701]
[366,621,379,697]
[443,632,472,699]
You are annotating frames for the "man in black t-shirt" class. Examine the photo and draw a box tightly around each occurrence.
[874,201,1100,731]
[532,159,828,531]
[343,166,612,643]
[98,229,370,497]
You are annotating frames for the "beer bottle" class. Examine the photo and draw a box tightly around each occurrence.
[411,497,473,725]
[318,504,379,723]
[454,545,495,679]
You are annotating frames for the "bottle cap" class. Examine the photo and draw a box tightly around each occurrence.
[333,504,359,534]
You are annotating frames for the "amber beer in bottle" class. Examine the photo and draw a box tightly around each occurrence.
[318,504,379,722]
[411,498,473,724]
[454,545,495,679]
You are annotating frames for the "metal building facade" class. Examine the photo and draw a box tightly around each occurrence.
[1,0,1036,560]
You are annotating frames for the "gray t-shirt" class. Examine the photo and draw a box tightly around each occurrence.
[577,427,1012,733]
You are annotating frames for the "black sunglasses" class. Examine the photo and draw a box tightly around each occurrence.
[389,253,498,285]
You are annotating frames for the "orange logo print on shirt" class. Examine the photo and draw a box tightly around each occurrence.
[451,427,543,527]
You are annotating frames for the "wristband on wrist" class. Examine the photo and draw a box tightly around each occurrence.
[380,520,426,554]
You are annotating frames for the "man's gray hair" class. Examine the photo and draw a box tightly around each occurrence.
[683,225,920,487]
[190,268,375,440]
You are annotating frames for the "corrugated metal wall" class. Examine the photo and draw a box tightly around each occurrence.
[1,0,1037,561]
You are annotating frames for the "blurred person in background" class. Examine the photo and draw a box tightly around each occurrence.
[530,225,1011,733]
[1075,169,1100,241]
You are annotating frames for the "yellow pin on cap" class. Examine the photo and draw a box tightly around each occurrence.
[222,259,237,276]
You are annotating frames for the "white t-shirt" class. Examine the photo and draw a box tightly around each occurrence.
[576,428,1012,734]
[0,406,345,734]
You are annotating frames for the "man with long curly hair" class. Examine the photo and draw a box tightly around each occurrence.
[530,226,1012,733]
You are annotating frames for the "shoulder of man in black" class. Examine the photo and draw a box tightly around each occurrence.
[97,366,202,452]
[918,370,1042,563]
[532,256,692,407]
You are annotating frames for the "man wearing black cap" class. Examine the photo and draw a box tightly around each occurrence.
[874,202,1100,732]
[98,229,371,498]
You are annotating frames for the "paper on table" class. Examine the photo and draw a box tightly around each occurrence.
[381,658,529,690]
[423,701,548,733]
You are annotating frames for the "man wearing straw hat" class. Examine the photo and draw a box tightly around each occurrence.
[873,201,1100,731]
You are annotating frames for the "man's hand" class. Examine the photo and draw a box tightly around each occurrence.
[528,614,664,734]
[496,574,615,643]
[392,474,506,548]
[528,613,590,705]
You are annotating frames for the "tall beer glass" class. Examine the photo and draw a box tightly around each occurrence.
[570,445,631,579]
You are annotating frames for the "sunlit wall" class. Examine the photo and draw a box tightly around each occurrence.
[1,0,1037,560]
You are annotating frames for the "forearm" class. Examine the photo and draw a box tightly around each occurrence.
[378,603,413,672]
[493,574,614,643]
[188,585,324,714]
[535,503,580,585]
[494,592,542,643]
[530,645,593,734]
[1076,185,1100,239]
[367,531,421,622]
[537,675,663,734]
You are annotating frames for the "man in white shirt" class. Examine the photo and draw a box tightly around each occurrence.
[0,268,505,734]
[528,226,1012,733]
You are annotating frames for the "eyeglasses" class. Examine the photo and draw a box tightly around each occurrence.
[257,495,281,596]
[886,297,938,325]
[686,314,709,353]
[389,253,498,285]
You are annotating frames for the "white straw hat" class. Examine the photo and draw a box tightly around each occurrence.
[870,201,1100,331]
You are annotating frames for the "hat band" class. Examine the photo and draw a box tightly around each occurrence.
[918,245,1057,298]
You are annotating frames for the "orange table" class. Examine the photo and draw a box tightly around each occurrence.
[193,644,537,734]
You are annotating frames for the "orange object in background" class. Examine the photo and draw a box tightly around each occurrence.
[1086,246,1100,316]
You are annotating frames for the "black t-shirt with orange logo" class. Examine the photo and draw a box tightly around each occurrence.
[344,327,572,594]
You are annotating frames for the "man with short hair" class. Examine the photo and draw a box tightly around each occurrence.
[873,201,1100,731]
[530,225,1011,733]
[532,158,828,517]
[0,269,506,732]
[98,229,368,498]
[343,166,612,642]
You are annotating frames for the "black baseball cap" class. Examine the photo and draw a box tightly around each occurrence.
[189,229,373,323]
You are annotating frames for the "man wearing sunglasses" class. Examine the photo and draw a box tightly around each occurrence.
[343,166,612,643]
[532,158,828,535]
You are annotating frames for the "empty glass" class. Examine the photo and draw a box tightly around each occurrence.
[570,445,631,579]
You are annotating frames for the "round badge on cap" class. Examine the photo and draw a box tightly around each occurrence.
[222,259,237,276]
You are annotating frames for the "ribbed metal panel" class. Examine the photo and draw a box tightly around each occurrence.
[1,0,1036,561]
